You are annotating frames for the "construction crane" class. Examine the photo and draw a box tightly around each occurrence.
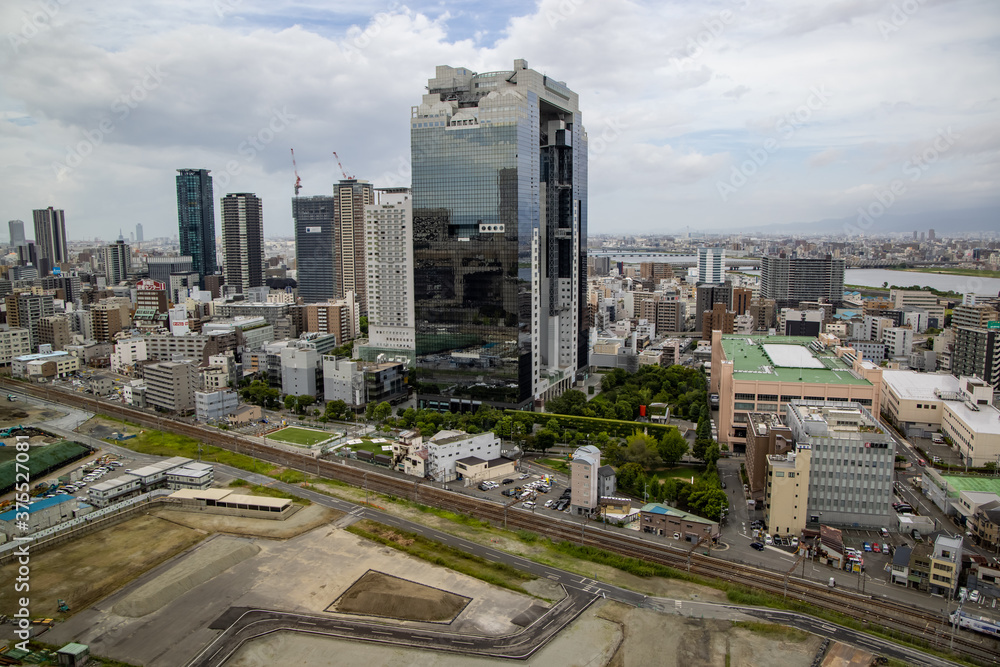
[332,151,354,180]
[290,148,302,196]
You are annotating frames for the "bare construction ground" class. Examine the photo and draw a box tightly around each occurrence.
[0,514,205,619]
[152,503,342,539]
[329,570,470,622]
[226,600,823,667]
[45,518,550,666]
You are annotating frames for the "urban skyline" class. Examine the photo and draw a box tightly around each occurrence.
[2,1,997,241]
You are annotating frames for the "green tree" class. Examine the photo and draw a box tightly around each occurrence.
[373,401,392,423]
[691,437,711,461]
[624,431,659,468]
[284,395,297,412]
[324,399,348,421]
[296,395,316,415]
[658,429,689,466]
[359,315,369,335]
[689,486,729,521]
[703,441,721,468]
[535,429,557,452]
[616,462,645,493]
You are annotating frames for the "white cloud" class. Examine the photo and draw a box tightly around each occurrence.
[0,0,997,240]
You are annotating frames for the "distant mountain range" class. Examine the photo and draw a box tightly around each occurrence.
[713,205,999,236]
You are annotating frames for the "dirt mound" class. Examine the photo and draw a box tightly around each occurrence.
[328,570,470,623]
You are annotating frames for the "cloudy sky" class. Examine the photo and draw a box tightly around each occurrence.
[2,0,998,242]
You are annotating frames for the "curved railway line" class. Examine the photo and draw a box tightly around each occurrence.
[10,380,999,665]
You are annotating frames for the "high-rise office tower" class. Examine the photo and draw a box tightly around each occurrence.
[334,179,375,314]
[293,195,337,303]
[135,223,144,243]
[220,193,264,294]
[103,239,131,284]
[31,207,68,276]
[760,254,845,308]
[8,220,26,247]
[411,60,588,411]
[5,292,55,351]
[364,188,415,352]
[697,247,725,284]
[176,169,217,280]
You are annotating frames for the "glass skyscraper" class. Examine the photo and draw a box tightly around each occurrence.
[176,168,217,280]
[412,60,588,411]
[293,195,337,303]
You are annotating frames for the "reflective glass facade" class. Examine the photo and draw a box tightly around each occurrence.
[293,195,337,303]
[412,62,587,412]
[176,169,217,280]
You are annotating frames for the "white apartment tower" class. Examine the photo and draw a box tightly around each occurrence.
[364,188,415,352]
[697,247,725,284]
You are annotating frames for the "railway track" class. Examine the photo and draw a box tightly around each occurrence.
[10,380,998,665]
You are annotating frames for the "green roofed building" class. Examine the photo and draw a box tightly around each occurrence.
[710,331,884,452]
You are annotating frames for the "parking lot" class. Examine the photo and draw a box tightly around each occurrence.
[473,472,578,517]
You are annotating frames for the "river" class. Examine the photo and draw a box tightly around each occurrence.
[738,268,1000,294]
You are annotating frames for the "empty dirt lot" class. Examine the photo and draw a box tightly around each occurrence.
[0,514,205,619]
[329,570,470,622]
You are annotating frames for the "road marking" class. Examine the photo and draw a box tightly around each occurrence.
[451,640,474,645]
[333,626,353,631]
[371,631,393,636]
[547,574,560,580]
[300,621,318,626]
[410,635,434,641]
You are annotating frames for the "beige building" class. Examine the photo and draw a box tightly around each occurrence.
[143,360,197,413]
[12,350,80,380]
[941,377,1000,467]
[951,303,998,330]
[711,332,883,451]
[880,370,960,438]
[764,444,811,537]
[37,315,72,351]
[890,289,945,327]
[571,445,601,515]
[0,328,31,366]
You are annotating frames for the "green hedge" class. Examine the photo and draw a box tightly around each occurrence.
[505,410,678,439]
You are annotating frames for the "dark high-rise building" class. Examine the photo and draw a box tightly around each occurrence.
[952,327,1000,390]
[103,239,131,284]
[176,169,217,280]
[760,255,845,308]
[220,193,264,294]
[147,256,194,286]
[135,222,144,243]
[412,60,587,411]
[334,180,375,313]
[696,283,732,321]
[293,195,337,303]
[31,207,68,276]
[8,220,25,247]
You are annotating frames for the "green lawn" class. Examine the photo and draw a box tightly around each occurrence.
[648,466,702,484]
[347,439,394,455]
[267,426,335,446]
[940,475,1000,496]
[538,458,569,474]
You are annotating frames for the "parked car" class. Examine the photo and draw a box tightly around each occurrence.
[882,543,890,553]
[544,499,554,508]
[969,589,981,603]
[522,501,535,509]
[790,537,799,547]
[502,478,514,485]
[765,534,773,546]
[863,542,872,552]
[880,527,890,538]
[872,543,881,553]
[932,434,944,444]
[750,542,765,551]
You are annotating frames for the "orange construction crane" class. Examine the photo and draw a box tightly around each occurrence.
[332,151,354,180]
[290,148,302,195]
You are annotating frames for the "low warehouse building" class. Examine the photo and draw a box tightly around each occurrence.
[167,488,295,520]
